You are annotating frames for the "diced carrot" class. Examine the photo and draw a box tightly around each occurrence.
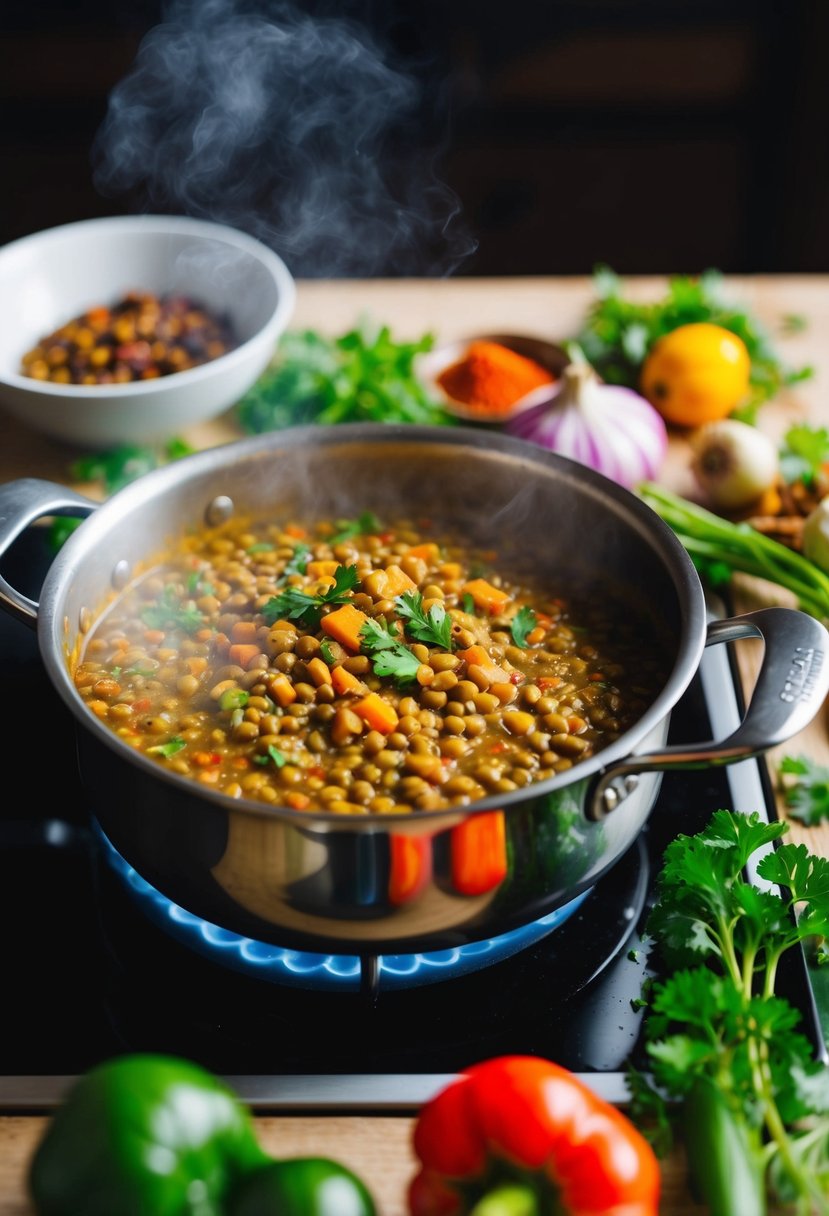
[228,643,262,668]
[462,578,512,614]
[306,559,340,580]
[439,562,463,580]
[353,692,399,734]
[306,656,333,686]
[230,620,259,644]
[321,603,369,651]
[537,676,562,690]
[331,665,366,695]
[525,626,546,645]
[381,564,417,597]
[267,673,297,706]
[406,543,440,563]
[186,657,208,676]
[285,791,311,811]
[131,697,151,713]
[458,644,490,667]
[193,751,221,767]
[284,524,307,539]
[143,629,166,645]
[195,628,215,643]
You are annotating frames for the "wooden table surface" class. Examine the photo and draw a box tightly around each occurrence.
[1,274,827,1214]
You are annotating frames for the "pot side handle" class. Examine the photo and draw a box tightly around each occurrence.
[0,478,97,628]
[588,606,829,820]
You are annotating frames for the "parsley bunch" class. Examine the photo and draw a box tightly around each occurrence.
[574,267,812,420]
[631,810,829,1215]
[359,617,421,683]
[235,322,455,433]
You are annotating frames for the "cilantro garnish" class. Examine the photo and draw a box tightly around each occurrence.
[510,605,538,648]
[261,564,359,628]
[141,586,204,633]
[254,745,288,768]
[319,640,337,665]
[359,617,420,683]
[146,737,186,758]
[394,590,453,650]
[779,423,829,488]
[778,754,829,825]
[328,512,382,545]
[629,809,829,1214]
[186,570,213,597]
[276,543,311,586]
[219,688,250,711]
[461,592,475,615]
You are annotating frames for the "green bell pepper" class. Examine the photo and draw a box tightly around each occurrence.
[228,1157,377,1216]
[28,1053,269,1216]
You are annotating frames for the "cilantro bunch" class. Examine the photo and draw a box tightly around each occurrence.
[631,810,829,1215]
[574,267,812,419]
[235,321,455,433]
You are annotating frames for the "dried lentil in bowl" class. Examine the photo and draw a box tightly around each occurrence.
[20,291,236,385]
[73,512,670,814]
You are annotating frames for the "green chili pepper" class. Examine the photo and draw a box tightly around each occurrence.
[28,1054,268,1216]
[682,1076,767,1216]
[228,1157,377,1216]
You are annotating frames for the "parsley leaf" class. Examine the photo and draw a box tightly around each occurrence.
[254,745,287,768]
[328,512,382,545]
[394,590,453,649]
[277,543,311,585]
[778,755,829,825]
[359,617,420,683]
[141,586,204,633]
[146,736,186,758]
[261,564,359,628]
[779,424,829,487]
[510,605,537,648]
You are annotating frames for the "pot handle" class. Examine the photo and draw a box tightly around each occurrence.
[587,606,829,820]
[0,478,97,628]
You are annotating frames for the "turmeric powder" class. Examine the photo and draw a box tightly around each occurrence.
[437,340,555,416]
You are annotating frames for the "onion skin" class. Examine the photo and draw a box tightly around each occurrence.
[506,362,668,489]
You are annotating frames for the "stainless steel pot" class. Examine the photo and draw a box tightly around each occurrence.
[1,424,827,955]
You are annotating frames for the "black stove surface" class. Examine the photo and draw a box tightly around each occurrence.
[0,526,824,1109]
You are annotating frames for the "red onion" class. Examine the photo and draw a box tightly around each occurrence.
[507,360,668,489]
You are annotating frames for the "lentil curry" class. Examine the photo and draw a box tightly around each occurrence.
[73,512,668,815]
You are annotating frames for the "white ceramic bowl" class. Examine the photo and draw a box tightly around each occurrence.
[0,215,296,447]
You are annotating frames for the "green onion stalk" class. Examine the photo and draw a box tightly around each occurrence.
[638,482,829,623]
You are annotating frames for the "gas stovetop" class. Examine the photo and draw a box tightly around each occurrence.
[0,529,825,1111]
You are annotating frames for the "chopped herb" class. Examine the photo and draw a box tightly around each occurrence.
[510,605,538,648]
[319,640,337,665]
[462,592,475,615]
[247,542,275,554]
[141,586,205,633]
[779,422,829,488]
[629,809,829,1214]
[123,666,157,678]
[146,737,186,758]
[186,570,213,597]
[276,543,311,586]
[359,617,421,683]
[235,323,455,434]
[219,688,250,711]
[394,590,453,650]
[254,745,287,768]
[261,564,360,628]
[328,512,382,545]
[778,754,829,825]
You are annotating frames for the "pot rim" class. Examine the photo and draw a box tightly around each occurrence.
[37,422,708,827]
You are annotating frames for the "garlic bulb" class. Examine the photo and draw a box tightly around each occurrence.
[506,360,668,489]
[690,419,779,510]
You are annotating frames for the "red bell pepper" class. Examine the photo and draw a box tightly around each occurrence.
[408,1055,660,1216]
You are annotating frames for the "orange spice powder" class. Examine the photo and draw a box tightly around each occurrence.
[437,340,555,415]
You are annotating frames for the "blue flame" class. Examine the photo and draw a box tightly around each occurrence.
[97,825,590,991]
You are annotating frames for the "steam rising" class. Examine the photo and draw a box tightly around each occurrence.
[92,0,475,276]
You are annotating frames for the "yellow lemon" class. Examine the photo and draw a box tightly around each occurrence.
[640,322,751,428]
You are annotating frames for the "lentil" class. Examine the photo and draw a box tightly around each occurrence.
[74,511,669,814]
